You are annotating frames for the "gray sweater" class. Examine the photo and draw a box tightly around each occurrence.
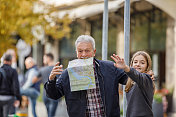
[126,68,154,117]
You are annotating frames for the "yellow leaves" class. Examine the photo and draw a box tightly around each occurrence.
[42,14,71,39]
[0,0,36,55]
[0,38,17,57]
[1,30,5,35]
[0,0,72,56]
[17,0,38,17]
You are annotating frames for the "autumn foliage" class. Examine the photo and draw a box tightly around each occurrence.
[0,0,71,56]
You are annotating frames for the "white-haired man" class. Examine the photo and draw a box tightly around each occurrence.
[45,35,128,117]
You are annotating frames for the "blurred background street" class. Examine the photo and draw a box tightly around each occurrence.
[29,99,69,117]
[1,0,176,117]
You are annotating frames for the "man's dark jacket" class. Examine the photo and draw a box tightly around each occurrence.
[44,59,128,117]
[0,64,21,101]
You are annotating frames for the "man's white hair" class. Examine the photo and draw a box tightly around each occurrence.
[75,35,95,50]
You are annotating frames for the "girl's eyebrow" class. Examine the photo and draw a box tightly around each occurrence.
[133,60,146,62]
[140,60,146,62]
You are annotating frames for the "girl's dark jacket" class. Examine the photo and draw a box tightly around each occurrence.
[126,68,154,117]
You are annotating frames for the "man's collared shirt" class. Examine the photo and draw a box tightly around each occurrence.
[86,62,105,117]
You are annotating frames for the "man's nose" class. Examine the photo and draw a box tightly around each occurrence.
[82,51,86,56]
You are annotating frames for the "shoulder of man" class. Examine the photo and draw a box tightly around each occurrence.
[95,59,114,67]
[96,58,125,74]
[40,66,53,72]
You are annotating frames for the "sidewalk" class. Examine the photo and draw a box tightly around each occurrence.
[28,98,69,117]
[28,101,47,117]
[55,98,69,117]
[29,100,176,117]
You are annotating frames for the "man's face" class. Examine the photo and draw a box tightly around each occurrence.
[25,60,30,69]
[43,55,48,65]
[25,57,34,69]
[76,42,96,59]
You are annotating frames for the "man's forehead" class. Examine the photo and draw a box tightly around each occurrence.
[76,42,93,49]
[77,46,92,49]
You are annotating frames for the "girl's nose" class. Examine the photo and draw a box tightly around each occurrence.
[136,62,140,66]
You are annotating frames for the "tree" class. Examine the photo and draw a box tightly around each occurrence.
[0,0,71,56]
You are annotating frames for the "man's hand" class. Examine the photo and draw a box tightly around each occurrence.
[111,54,130,72]
[49,62,63,81]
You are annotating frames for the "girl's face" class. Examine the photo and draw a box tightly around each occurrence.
[132,55,148,73]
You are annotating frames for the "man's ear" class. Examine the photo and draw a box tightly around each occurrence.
[76,50,78,58]
[93,49,96,56]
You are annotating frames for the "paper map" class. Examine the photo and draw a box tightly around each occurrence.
[67,57,96,91]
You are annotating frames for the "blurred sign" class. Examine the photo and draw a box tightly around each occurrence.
[16,39,31,73]
[32,25,45,44]
[16,39,31,57]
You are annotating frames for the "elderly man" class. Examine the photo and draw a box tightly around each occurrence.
[45,35,128,117]
[21,57,40,117]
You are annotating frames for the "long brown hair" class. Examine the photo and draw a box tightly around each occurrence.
[125,51,152,92]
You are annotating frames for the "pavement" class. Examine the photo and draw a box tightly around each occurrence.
[28,98,69,117]
[27,98,176,117]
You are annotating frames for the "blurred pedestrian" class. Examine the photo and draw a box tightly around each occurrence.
[6,49,17,69]
[33,53,59,117]
[21,57,40,117]
[111,51,155,117]
[0,49,17,69]
[45,35,128,117]
[0,54,21,117]
[6,49,19,113]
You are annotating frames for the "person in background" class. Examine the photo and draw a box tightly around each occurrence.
[6,49,19,114]
[0,54,21,117]
[6,49,17,69]
[111,51,155,117]
[44,35,128,117]
[0,49,17,69]
[32,53,59,117]
[21,57,40,117]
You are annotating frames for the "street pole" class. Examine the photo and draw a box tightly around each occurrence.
[102,0,108,60]
[123,0,130,117]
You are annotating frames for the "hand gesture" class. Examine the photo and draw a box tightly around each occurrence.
[49,62,63,80]
[146,70,155,81]
[111,54,130,72]
[111,54,126,69]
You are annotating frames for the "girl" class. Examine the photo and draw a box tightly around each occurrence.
[111,51,154,117]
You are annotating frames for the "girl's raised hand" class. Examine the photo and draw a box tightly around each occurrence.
[111,54,130,72]
[111,54,126,69]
